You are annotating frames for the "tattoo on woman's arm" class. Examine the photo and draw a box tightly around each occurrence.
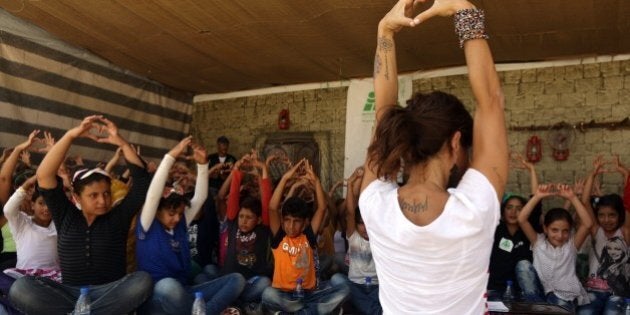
[376,37,393,80]
[374,53,382,77]
[377,37,393,52]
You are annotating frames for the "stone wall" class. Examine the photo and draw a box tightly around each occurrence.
[192,58,630,203]
[192,87,348,190]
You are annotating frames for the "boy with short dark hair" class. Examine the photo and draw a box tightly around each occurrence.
[262,159,349,314]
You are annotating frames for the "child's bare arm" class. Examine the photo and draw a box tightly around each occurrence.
[518,184,554,245]
[345,167,364,236]
[269,159,305,235]
[1,130,39,204]
[557,184,592,249]
[306,161,327,234]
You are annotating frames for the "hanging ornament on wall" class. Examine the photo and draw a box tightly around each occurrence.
[548,123,575,161]
[278,109,290,130]
[525,135,542,163]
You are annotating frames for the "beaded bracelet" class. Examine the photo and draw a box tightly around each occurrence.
[454,8,490,48]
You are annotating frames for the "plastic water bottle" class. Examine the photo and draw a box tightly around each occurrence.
[191,291,206,315]
[502,280,515,303]
[624,298,630,315]
[73,287,91,315]
[293,277,305,299]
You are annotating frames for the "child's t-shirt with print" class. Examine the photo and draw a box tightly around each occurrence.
[270,226,317,291]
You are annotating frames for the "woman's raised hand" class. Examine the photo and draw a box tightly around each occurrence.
[411,0,475,25]
[94,117,127,147]
[67,115,102,140]
[169,136,193,158]
[380,0,422,33]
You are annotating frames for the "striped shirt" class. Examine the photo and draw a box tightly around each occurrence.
[39,163,149,286]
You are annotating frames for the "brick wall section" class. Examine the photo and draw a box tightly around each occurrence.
[192,87,348,190]
[192,59,630,206]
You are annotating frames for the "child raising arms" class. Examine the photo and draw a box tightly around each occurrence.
[577,155,630,314]
[517,183,593,311]
[136,136,244,315]
[261,159,349,314]
[331,166,382,315]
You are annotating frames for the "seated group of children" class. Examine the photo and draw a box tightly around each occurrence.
[0,117,379,315]
[1,117,629,315]
[487,154,630,314]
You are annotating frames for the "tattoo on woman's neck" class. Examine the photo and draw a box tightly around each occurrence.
[398,195,429,213]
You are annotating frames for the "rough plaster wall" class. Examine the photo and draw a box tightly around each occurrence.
[192,59,630,208]
[192,87,348,190]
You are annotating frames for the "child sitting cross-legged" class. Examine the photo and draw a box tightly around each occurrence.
[576,154,630,314]
[1,130,60,282]
[3,175,60,281]
[261,159,349,315]
[195,151,274,313]
[330,166,381,315]
[517,183,593,312]
[10,116,153,315]
[136,136,245,315]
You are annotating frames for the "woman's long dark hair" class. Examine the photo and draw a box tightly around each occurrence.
[367,91,473,181]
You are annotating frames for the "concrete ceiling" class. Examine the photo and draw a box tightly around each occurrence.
[1,0,628,94]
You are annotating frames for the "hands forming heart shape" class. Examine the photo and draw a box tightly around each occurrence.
[535,183,578,200]
[72,115,124,147]
[380,0,476,34]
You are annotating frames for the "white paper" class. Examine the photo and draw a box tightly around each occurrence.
[488,301,509,312]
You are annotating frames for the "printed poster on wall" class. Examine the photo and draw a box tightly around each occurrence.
[343,76,412,181]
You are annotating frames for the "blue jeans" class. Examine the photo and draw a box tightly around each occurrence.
[193,264,221,284]
[194,264,270,303]
[515,260,544,303]
[576,289,625,315]
[330,273,381,315]
[514,260,575,312]
[241,276,272,303]
[261,280,349,315]
[8,271,153,315]
[141,273,245,315]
